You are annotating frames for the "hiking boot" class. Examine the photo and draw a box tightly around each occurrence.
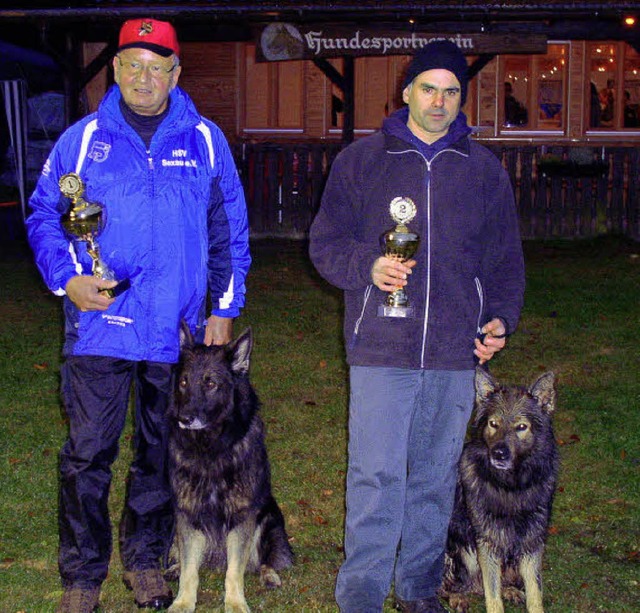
[123,568,173,610]
[57,586,100,613]
[395,595,447,613]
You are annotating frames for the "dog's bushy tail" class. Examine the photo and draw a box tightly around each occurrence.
[257,496,294,570]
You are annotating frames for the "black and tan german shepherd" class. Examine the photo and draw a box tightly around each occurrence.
[167,325,293,613]
[440,367,559,613]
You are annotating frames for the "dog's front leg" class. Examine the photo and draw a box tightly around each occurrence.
[168,519,207,613]
[520,551,544,613]
[225,517,257,613]
[477,544,504,613]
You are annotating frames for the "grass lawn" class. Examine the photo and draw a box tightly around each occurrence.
[0,235,638,612]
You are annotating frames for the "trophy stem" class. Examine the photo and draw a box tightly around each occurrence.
[386,287,409,308]
[86,238,115,281]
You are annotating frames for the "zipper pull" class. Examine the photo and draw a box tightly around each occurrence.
[147,151,153,170]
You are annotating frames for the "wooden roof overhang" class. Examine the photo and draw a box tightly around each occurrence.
[2,1,639,42]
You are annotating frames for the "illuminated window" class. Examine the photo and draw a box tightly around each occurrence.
[588,42,640,129]
[623,44,640,128]
[500,43,569,132]
[589,43,617,127]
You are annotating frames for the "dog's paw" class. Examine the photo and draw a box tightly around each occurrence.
[447,593,471,613]
[503,586,525,604]
[168,598,196,613]
[259,564,282,589]
[224,599,251,613]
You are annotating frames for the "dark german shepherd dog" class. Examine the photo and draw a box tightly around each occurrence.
[440,367,559,613]
[167,325,293,613]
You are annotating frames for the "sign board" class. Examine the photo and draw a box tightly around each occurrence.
[256,24,548,62]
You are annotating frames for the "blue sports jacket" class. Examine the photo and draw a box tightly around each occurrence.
[27,85,250,363]
[309,108,525,370]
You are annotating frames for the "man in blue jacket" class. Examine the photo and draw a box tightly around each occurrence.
[309,40,525,613]
[26,18,250,613]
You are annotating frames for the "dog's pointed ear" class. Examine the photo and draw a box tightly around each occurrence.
[179,320,195,349]
[227,327,253,375]
[529,371,556,414]
[475,366,498,402]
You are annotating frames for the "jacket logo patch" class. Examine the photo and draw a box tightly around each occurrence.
[88,142,112,162]
[162,149,197,168]
[101,314,133,328]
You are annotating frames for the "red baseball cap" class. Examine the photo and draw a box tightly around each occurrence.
[118,18,180,58]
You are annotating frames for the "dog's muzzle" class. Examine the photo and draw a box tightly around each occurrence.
[489,443,513,470]
[177,415,207,430]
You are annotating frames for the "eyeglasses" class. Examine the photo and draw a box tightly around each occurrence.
[116,56,177,78]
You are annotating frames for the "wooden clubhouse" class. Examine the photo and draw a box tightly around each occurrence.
[1,1,639,239]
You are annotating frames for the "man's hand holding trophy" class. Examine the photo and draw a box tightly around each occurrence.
[59,172,130,302]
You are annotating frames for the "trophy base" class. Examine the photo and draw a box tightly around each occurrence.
[378,304,415,318]
[99,278,131,298]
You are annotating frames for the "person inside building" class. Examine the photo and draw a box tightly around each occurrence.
[504,81,528,126]
[309,40,525,613]
[26,17,250,613]
[623,90,639,127]
[590,82,601,128]
[599,78,615,124]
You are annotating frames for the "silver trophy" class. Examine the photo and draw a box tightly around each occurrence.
[377,197,420,318]
[59,172,129,298]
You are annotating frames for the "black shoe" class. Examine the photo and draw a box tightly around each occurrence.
[395,595,447,613]
[57,586,100,613]
[123,568,173,610]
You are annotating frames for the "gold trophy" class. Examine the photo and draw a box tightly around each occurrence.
[59,172,130,298]
[377,197,420,318]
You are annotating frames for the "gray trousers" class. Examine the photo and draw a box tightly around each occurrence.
[335,367,475,612]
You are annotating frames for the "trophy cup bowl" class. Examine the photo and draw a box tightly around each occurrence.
[61,201,104,242]
[59,172,130,298]
[382,228,420,263]
[377,227,420,318]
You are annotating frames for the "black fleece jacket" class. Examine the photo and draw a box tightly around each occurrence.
[309,107,525,370]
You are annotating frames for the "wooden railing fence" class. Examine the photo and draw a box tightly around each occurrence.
[488,144,639,240]
[231,143,640,240]
[232,142,342,238]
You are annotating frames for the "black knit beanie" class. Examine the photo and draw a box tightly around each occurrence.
[403,40,468,104]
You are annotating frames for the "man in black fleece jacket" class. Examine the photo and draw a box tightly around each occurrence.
[309,40,525,613]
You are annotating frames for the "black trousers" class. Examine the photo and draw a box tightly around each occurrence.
[58,356,174,587]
